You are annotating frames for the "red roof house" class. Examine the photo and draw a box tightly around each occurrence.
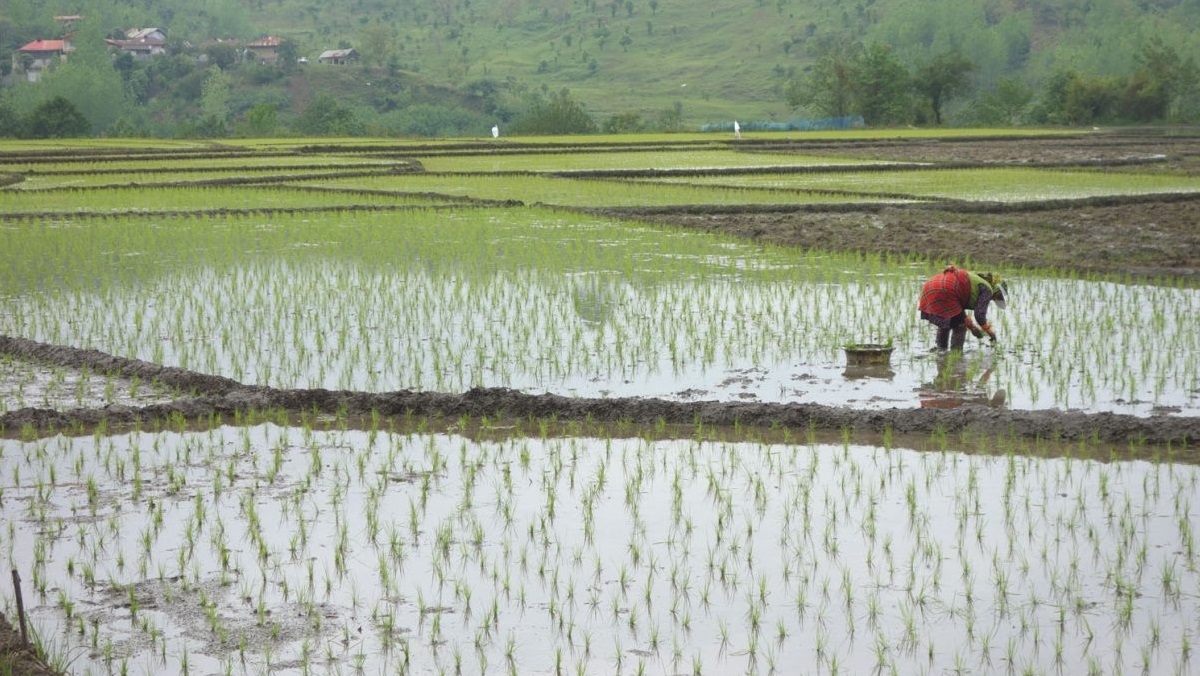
[14,40,71,81]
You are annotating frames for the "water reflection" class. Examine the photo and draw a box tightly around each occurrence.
[919,352,1007,409]
[842,363,896,380]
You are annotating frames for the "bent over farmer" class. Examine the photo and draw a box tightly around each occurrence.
[919,265,1008,351]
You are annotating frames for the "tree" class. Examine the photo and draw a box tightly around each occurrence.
[204,43,240,70]
[30,60,129,135]
[603,111,645,133]
[26,96,90,138]
[200,66,232,124]
[1036,71,1119,125]
[971,76,1033,126]
[798,39,859,117]
[0,100,23,138]
[243,103,278,136]
[1122,37,1199,122]
[853,43,911,125]
[653,101,685,132]
[508,89,598,134]
[801,41,911,125]
[295,94,362,135]
[913,50,975,125]
[276,39,300,72]
[360,21,395,68]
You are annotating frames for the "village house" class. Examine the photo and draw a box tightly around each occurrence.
[53,15,84,30]
[244,36,282,64]
[318,48,358,65]
[13,39,71,82]
[105,28,167,60]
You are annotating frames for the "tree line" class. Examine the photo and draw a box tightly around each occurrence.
[786,36,1199,127]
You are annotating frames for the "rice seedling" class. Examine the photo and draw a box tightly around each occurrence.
[415,149,873,173]
[290,172,895,207]
[2,204,1194,416]
[5,422,1194,674]
[2,137,1198,675]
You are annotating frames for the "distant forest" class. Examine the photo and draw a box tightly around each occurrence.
[1,0,1197,137]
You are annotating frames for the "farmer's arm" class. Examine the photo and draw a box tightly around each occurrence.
[973,284,997,340]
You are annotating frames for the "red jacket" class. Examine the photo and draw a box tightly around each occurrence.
[919,266,973,320]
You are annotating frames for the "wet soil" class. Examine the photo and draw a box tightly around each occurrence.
[600,132,1200,280]
[0,614,57,676]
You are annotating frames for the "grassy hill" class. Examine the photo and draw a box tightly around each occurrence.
[232,0,1199,123]
[2,0,1198,134]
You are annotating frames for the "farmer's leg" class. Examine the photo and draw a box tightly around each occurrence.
[948,313,968,351]
[935,328,950,351]
[950,326,968,350]
[922,311,954,351]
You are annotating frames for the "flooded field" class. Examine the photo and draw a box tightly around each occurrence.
[5,423,1200,675]
[1,210,1196,417]
[2,133,1199,674]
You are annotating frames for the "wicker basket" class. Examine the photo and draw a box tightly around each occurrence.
[843,343,895,367]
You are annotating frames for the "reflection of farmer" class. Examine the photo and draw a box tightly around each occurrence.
[919,352,1007,409]
[918,265,1007,351]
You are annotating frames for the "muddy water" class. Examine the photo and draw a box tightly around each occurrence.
[1,212,1195,417]
[3,425,1198,675]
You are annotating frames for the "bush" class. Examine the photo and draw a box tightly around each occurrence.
[26,96,90,138]
[603,112,645,133]
[374,103,491,137]
[508,89,597,135]
[294,94,364,135]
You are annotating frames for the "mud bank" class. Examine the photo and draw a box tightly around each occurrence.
[0,613,55,676]
[2,336,1195,446]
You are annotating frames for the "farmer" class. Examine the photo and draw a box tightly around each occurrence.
[918,265,1007,351]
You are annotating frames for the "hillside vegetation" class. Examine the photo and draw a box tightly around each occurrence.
[1,0,1198,137]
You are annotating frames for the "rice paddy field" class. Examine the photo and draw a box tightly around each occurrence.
[1,131,1199,675]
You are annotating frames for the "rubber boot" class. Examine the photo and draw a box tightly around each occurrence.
[950,326,968,350]
[935,328,950,351]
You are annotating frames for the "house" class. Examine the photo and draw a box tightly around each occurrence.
[54,15,84,30]
[317,48,357,65]
[105,28,167,60]
[245,36,282,63]
[126,28,166,42]
[13,39,71,82]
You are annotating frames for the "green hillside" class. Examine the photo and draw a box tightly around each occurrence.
[1,0,1198,136]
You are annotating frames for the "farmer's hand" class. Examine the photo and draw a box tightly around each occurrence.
[980,322,997,342]
[969,326,985,339]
